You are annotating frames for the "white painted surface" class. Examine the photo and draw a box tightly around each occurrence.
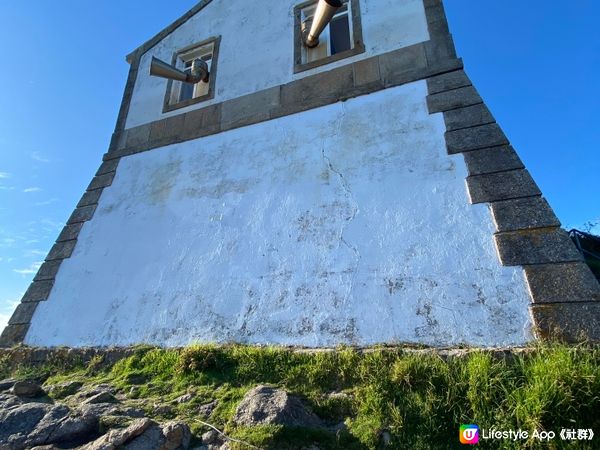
[125,0,430,129]
[27,81,533,348]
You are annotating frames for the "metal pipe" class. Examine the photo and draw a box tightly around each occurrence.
[149,57,208,84]
[303,0,343,48]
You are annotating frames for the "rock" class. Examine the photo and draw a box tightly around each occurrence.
[197,401,217,417]
[161,421,192,449]
[116,420,192,450]
[122,424,165,450]
[0,392,24,409]
[233,385,322,427]
[84,391,118,405]
[0,402,53,446]
[0,378,17,392]
[201,430,222,446]
[46,381,83,399]
[175,393,193,404]
[153,404,173,416]
[81,418,153,450]
[0,401,98,449]
[27,408,99,447]
[11,380,44,398]
[80,384,116,399]
[77,403,144,419]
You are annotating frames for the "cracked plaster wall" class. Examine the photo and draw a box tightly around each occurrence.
[125,0,430,129]
[26,81,533,348]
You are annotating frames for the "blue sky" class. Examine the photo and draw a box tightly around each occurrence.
[0,1,598,329]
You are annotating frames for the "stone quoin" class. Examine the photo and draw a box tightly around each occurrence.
[2,0,599,348]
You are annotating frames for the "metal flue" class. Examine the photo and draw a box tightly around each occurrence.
[150,57,209,84]
[303,0,343,48]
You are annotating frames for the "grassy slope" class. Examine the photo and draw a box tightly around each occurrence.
[1,344,599,450]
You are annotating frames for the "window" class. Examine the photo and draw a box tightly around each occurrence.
[163,36,221,113]
[294,0,364,73]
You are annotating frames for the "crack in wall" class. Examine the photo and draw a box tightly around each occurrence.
[321,103,362,307]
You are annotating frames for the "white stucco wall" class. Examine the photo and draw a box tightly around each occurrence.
[125,0,430,129]
[27,81,532,348]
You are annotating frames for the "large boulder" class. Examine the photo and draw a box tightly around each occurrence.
[81,418,153,450]
[11,380,44,398]
[84,392,118,405]
[233,385,322,427]
[122,421,191,450]
[0,402,98,449]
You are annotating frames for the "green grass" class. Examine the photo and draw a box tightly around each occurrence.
[1,344,599,449]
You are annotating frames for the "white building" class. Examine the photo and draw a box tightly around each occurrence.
[2,0,598,348]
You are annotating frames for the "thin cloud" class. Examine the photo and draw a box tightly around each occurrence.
[24,187,42,193]
[0,298,21,330]
[13,261,42,275]
[35,198,59,206]
[0,172,10,179]
[0,186,15,191]
[30,152,51,163]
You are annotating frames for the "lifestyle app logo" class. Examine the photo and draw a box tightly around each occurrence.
[460,425,479,444]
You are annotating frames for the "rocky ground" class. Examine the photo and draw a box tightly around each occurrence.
[0,380,331,450]
[1,345,598,449]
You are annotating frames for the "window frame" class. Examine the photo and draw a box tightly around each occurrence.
[162,36,221,113]
[293,0,364,74]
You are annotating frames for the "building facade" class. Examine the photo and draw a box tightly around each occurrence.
[2,0,599,348]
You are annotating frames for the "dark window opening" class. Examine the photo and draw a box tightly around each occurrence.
[330,13,351,55]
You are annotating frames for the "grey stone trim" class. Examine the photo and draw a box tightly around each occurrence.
[96,159,119,176]
[530,303,600,342]
[46,240,77,261]
[57,223,85,242]
[466,169,541,204]
[222,86,281,129]
[490,197,560,232]
[445,123,509,154]
[463,145,524,176]
[0,324,29,348]
[443,103,495,131]
[425,64,600,342]
[352,58,382,90]
[87,172,115,191]
[524,263,600,304]
[105,48,464,161]
[378,44,428,87]
[33,260,62,282]
[426,70,470,95]
[112,60,140,142]
[21,280,54,303]
[427,85,482,114]
[8,302,39,326]
[67,205,97,225]
[78,189,103,208]
[494,228,583,266]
